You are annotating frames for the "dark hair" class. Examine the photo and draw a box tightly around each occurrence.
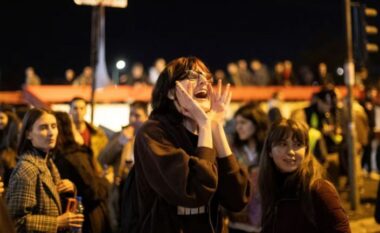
[316,88,337,105]
[130,101,148,116]
[259,118,325,228]
[233,103,269,151]
[54,111,79,154]
[268,107,282,123]
[17,108,55,156]
[70,97,87,107]
[0,110,20,151]
[151,56,210,114]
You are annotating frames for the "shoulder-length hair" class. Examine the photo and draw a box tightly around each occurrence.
[17,108,55,156]
[258,118,325,227]
[151,56,210,118]
[54,111,79,154]
[233,102,269,152]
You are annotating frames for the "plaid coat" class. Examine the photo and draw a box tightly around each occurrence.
[6,151,63,233]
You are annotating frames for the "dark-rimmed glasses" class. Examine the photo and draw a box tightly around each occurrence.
[183,70,213,84]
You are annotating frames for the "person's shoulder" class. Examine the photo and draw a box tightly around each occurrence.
[12,156,40,179]
[85,122,107,136]
[138,119,161,132]
[136,119,167,141]
[312,179,340,200]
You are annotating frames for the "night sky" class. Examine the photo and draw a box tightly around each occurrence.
[1,0,379,90]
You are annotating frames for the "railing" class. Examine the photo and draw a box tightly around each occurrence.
[0,85,362,108]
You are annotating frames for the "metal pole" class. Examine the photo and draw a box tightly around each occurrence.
[90,6,103,124]
[344,0,360,211]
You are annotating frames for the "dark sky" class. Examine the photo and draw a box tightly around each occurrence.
[1,0,379,90]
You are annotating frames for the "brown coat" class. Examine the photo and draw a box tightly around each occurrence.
[262,179,350,233]
[133,113,250,233]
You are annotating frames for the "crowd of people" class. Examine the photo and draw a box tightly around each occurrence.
[4,56,380,232]
[25,57,374,89]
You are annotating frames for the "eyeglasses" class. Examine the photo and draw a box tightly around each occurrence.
[184,70,214,84]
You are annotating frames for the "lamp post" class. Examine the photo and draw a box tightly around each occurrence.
[113,59,126,84]
[73,0,128,123]
[344,0,360,211]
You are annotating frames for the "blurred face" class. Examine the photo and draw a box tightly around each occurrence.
[176,69,213,112]
[250,60,261,71]
[0,112,9,130]
[270,133,306,173]
[70,100,87,124]
[132,65,144,78]
[27,113,58,152]
[317,95,333,113]
[235,115,255,141]
[84,67,93,77]
[274,63,284,73]
[26,67,35,77]
[129,107,148,127]
[227,63,239,75]
[155,59,166,72]
[66,69,75,81]
[318,63,327,77]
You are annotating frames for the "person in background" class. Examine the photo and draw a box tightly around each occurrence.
[227,62,243,86]
[98,101,149,231]
[149,58,166,85]
[213,69,229,85]
[283,60,296,86]
[54,111,111,233]
[360,86,380,180]
[24,66,41,86]
[99,101,149,184]
[315,62,334,87]
[250,59,270,86]
[64,68,75,85]
[237,59,253,86]
[124,62,149,86]
[227,102,269,233]
[0,105,20,189]
[258,119,350,233]
[6,108,84,233]
[69,97,108,174]
[272,62,285,86]
[73,66,93,86]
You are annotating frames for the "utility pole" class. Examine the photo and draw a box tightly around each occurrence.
[344,0,360,211]
[74,0,128,123]
[90,5,103,123]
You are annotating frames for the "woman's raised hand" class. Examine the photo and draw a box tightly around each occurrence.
[208,80,232,124]
[175,81,209,126]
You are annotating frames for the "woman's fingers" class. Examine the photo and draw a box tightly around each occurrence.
[69,213,84,227]
[221,84,230,103]
[226,90,232,105]
[217,79,222,98]
[221,84,231,103]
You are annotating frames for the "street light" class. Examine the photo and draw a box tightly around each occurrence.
[116,60,126,70]
[113,59,126,84]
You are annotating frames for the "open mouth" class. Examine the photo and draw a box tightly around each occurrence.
[284,157,296,164]
[194,90,208,99]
